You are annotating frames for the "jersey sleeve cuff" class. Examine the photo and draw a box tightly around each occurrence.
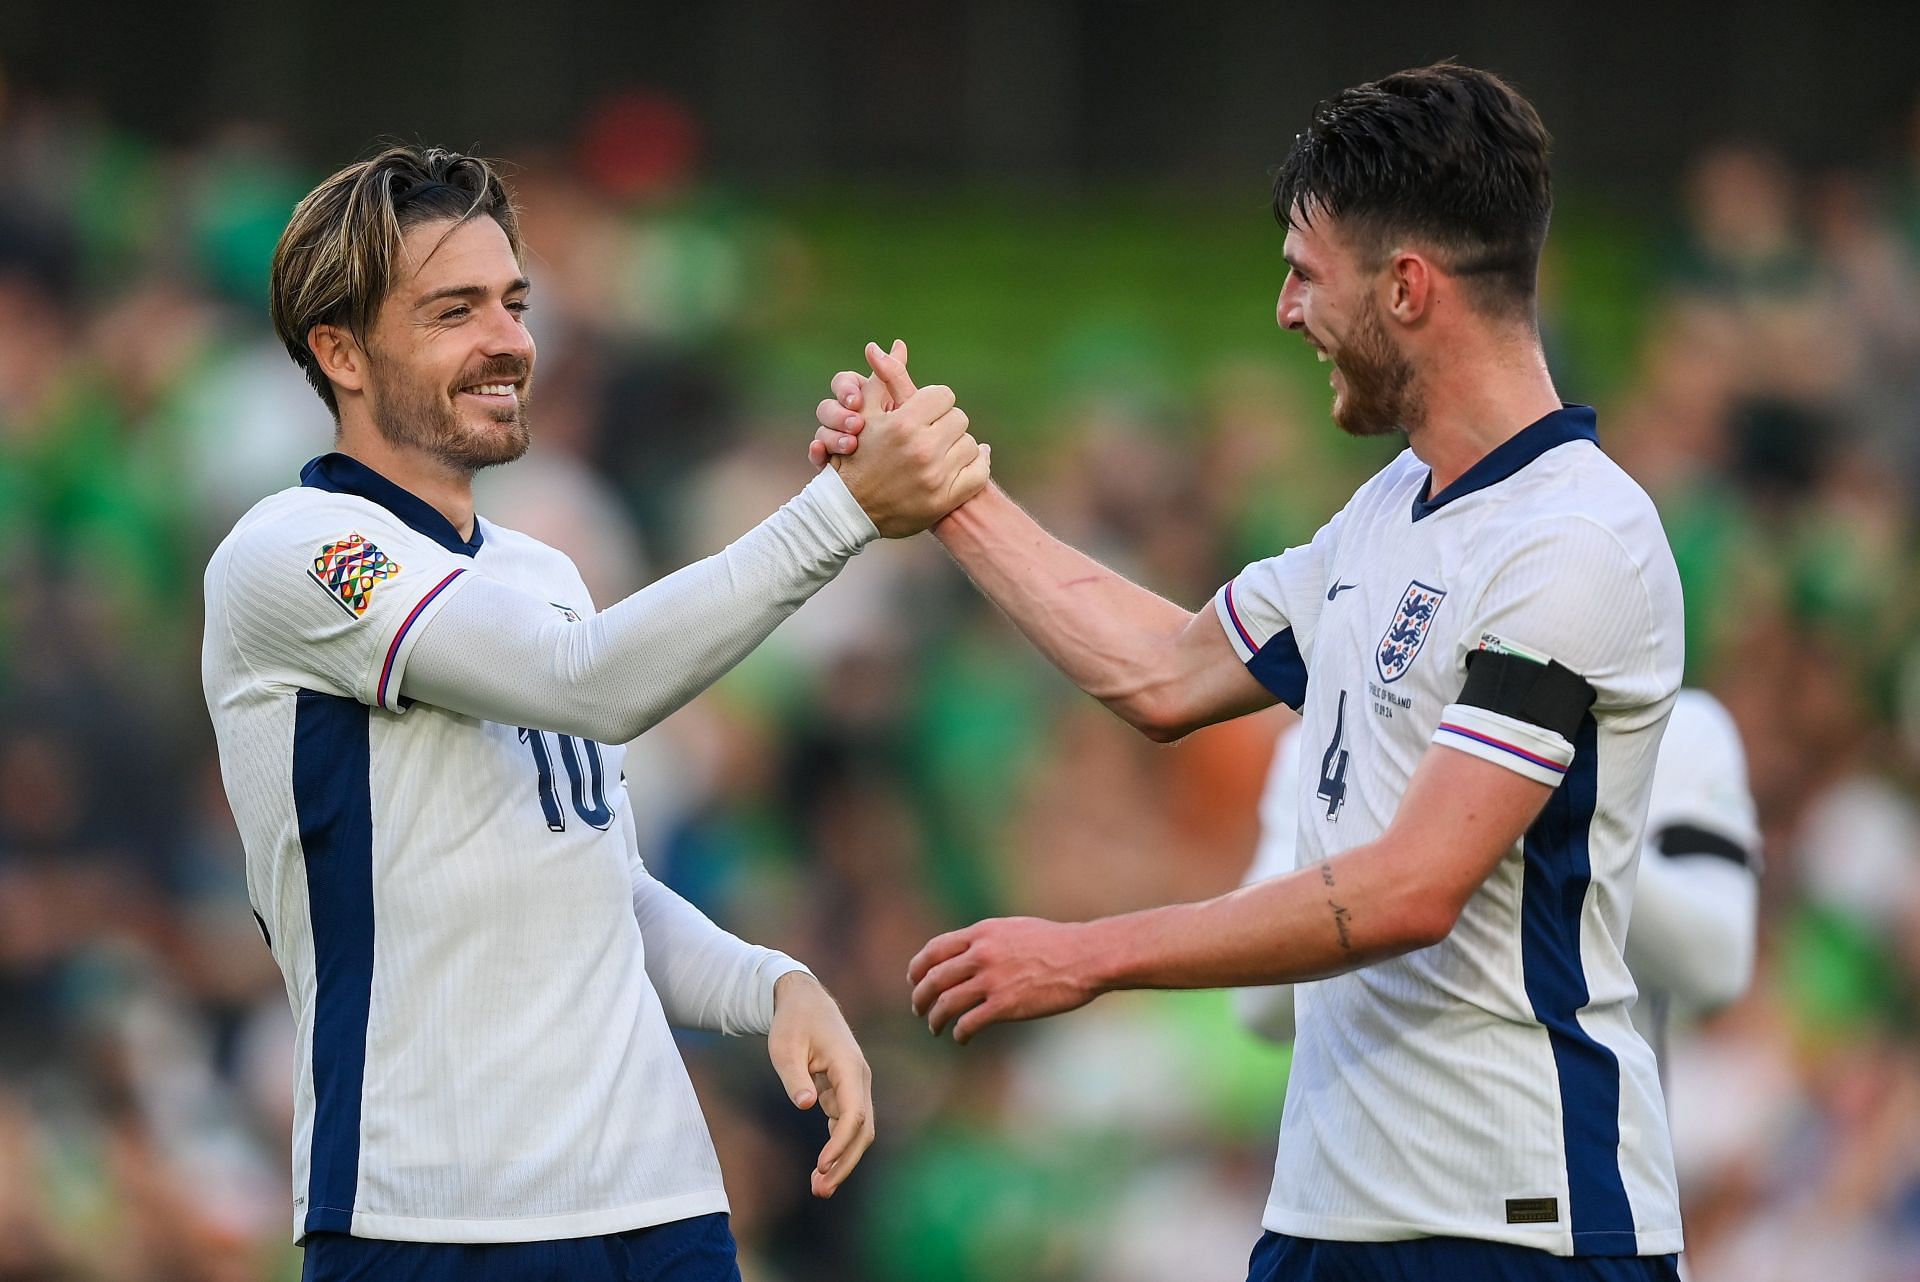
[752,954,814,1034]
[366,568,472,713]
[799,467,880,552]
[1434,703,1574,787]
[1212,579,1260,663]
[1212,580,1308,709]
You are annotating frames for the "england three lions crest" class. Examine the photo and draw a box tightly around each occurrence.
[1376,581,1447,684]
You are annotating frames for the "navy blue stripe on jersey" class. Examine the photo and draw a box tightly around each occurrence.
[1412,406,1600,522]
[1519,713,1636,1255]
[1247,627,1309,710]
[1224,580,1309,709]
[302,453,484,557]
[293,690,375,1238]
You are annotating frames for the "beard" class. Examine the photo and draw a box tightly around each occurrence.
[365,354,532,473]
[1327,295,1418,438]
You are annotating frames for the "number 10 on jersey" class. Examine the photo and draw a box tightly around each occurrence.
[518,727,614,830]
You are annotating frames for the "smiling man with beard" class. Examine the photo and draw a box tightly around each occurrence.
[203,145,989,1282]
[813,64,1687,1282]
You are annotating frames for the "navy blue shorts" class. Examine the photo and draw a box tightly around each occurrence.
[1246,1232,1681,1282]
[301,1212,740,1282]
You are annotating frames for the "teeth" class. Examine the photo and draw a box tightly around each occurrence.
[466,383,515,396]
[1316,351,1329,363]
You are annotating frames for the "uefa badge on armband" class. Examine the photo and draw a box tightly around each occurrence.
[1375,580,1447,684]
[309,533,402,619]
[1476,633,1553,667]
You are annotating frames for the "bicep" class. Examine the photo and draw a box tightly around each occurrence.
[1153,608,1280,738]
[400,574,615,737]
[1379,744,1557,915]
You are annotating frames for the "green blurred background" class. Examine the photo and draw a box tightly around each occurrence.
[3,4,1920,1280]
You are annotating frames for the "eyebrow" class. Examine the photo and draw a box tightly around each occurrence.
[414,278,531,308]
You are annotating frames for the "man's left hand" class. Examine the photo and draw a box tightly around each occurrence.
[768,972,875,1198]
[908,917,1103,1044]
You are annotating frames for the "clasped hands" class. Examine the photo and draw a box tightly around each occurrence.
[811,340,990,537]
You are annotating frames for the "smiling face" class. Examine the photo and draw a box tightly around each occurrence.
[358,215,535,472]
[1276,209,1417,438]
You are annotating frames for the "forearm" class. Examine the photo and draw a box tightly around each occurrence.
[403,469,875,742]
[917,742,1550,1042]
[933,485,1213,734]
[632,866,809,1035]
[1084,840,1451,994]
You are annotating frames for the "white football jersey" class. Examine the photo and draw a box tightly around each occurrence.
[203,454,771,1244]
[1245,691,1761,1064]
[1213,407,1685,1257]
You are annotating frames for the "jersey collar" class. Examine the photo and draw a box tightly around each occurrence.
[299,453,485,557]
[1410,404,1599,522]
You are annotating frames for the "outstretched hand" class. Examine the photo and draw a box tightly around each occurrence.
[767,972,875,1198]
[907,916,1103,1045]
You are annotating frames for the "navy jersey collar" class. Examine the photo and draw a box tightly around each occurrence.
[300,453,484,557]
[1411,404,1599,522]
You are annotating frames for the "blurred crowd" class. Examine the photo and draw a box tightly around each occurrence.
[3,82,1920,1282]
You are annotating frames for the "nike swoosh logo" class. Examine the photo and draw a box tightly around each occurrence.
[1327,582,1359,600]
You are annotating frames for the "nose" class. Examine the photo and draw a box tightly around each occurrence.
[1276,274,1305,332]
[484,300,536,364]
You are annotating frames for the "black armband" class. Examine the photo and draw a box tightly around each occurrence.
[1457,649,1596,744]
[1654,823,1755,869]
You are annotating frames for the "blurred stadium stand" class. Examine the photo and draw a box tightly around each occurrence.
[3,8,1920,1279]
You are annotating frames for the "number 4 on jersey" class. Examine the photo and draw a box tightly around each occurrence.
[1318,690,1351,819]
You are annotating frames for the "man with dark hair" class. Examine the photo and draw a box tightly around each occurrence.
[205,145,990,1281]
[1271,63,1554,329]
[814,64,1686,1281]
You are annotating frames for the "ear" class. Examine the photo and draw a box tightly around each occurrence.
[308,324,368,397]
[1383,250,1433,325]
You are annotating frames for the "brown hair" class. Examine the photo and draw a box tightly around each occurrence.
[1273,63,1552,322]
[269,145,522,416]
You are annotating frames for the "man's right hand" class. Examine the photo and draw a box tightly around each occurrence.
[820,341,987,538]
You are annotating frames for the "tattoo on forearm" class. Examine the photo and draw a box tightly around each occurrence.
[1328,900,1352,950]
[1320,864,1352,950]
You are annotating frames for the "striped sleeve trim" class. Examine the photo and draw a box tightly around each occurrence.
[1214,579,1261,662]
[1434,702,1575,787]
[375,569,467,711]
[1210,580,1307,709]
